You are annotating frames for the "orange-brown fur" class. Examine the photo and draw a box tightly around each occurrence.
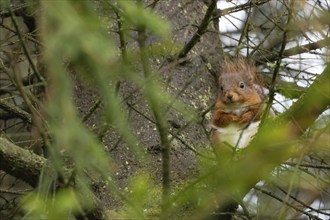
[210,57,265,143]
[211,107,263,127]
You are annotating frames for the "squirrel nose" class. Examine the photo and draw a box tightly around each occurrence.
[227,94,233,101]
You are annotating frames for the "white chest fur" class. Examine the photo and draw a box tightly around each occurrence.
[213,121,260,149]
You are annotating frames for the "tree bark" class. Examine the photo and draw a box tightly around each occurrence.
[0,137,49,187]
[0,137,105,219]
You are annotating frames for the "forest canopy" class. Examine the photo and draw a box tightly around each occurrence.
[0,0,329,219]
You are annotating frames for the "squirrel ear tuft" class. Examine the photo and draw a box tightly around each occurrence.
[246,64,254,82]
[245,59,256,82]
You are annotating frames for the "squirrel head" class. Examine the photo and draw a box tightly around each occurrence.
[216,57,263,113]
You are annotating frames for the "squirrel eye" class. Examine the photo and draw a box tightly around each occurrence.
[239,82,245,89]
[220,85,224,91]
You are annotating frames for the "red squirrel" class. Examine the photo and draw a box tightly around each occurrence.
[209,57,266,149]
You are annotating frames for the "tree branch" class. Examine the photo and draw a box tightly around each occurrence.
[0,4,37,34]
[177,0,217,59]
[212,0,272,20]
[0,99,32,123]
[254,186,323,220]
[9,7,44,82]
[256,37,330,63]
[262,1,292,124]
[0,137,104,219]
[0,137,48,187]
[261,73,307,99]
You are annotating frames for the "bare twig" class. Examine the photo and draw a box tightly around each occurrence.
[0,22,42,46]
[284,162,330,169]
[126,102,212,160]
[82,96,102,122]
[254,186,323,220]
[212,0,272,20]
[276,185,330,216]
[256,37,330,63]
[0,188,32,195]
[0,98,32,123]
[177,0,217,59]
[261,3,292,124]
[9,7,44,83]
[249,7,286,56]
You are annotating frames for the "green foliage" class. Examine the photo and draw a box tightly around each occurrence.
[22,0,187,218]
[117,1,170,39]
[22,188,84,219]
[0,0,10,8]
[108,171,163,219]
